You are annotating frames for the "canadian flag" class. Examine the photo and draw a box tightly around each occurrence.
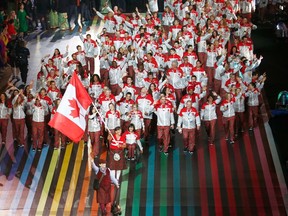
[49,72,92,142]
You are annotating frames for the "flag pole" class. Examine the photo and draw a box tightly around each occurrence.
[91,102,117,143]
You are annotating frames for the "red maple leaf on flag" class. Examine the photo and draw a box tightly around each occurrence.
[68,98,80,118]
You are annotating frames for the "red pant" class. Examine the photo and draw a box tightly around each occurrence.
[89,131,101,156]
[100,68,109,87]
[127,143,136,158]
[214,79,221,95]
[175,89,183,104]
[32,121,44,148]
[222,116,235,140]
[14,118,25,146]
[248,106,259,128]
[128,65,135,82]
[197,52,207,66]
[157,126,170,152]
[205,66,215,90]
[110,84,122,96]
[144,119,151,140]
[44,115,50,144]
[0,118,8,143]
[54,129,67,148]
[120,120,131,133]
[135,87,142,95]
[25,114,32,137]
[182,128,196,151]
[235,112,245,132]
[85,56,95,75]
[204,119,216,144]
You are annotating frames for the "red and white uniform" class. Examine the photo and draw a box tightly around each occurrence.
[136,94,154,119]
[47,87,62,102]
[183,51,198,67]
[122,84,137,100]
[200,96,221,121]
[169,24,182,40]
[80,36,99,58]
[89,82,104,100]
[154,103,175,126]
[105,110,121,130]
[98,94,116,115]
[121,131,143,151]
[167,68,185,89]
[220,98,236,118]
[74,51,86,67]
[117,98,135,121]
[179,62,193,80]
[191,67,207,85]
[177,107,201,129]
[129,110,145,130]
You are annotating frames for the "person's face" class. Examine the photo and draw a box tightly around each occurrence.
[99,163,106,169]
[77,46,82,51]
[40,89,46,96]
[105,90,111,96]
[54,49,60,55]
[141,88,147,95]
[116,129,122,135]
[35,99,41,105]
[93,75,99,82]
[186,101,192,108]
[126,94,131,100]
[191,77,196,82]
[128,126,134,132]
[48,59,53,65]
[92,107,96,113]
[13,90,19,96]
[0,94,5,100]
[112,61,117,67]
[196,61,201,67]
[127,78,132,84]
[72,54,77,60]
[208,96,213,103]
[109,104,115,110]
[160,97,166,104]
[86,35,91,40]
[132,105,137,111]
[226,93,231,100]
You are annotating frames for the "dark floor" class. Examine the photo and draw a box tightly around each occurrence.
[252,24,288,185]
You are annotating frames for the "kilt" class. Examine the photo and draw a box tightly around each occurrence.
[107,149,126,170]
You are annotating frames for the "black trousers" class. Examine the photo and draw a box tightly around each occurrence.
[18,63,28,84]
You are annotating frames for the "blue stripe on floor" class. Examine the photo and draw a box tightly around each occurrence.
[145,142,156,216]
[9,147,35,210]
[22,146,49,215]
[186,155,195,216]
[173,147,181,215]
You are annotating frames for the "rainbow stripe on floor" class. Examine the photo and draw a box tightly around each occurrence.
[0,101,287,215]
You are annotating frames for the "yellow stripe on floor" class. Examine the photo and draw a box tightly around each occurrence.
[63,141,84,214]
[49,143,74,215]
[35,149,60,215]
